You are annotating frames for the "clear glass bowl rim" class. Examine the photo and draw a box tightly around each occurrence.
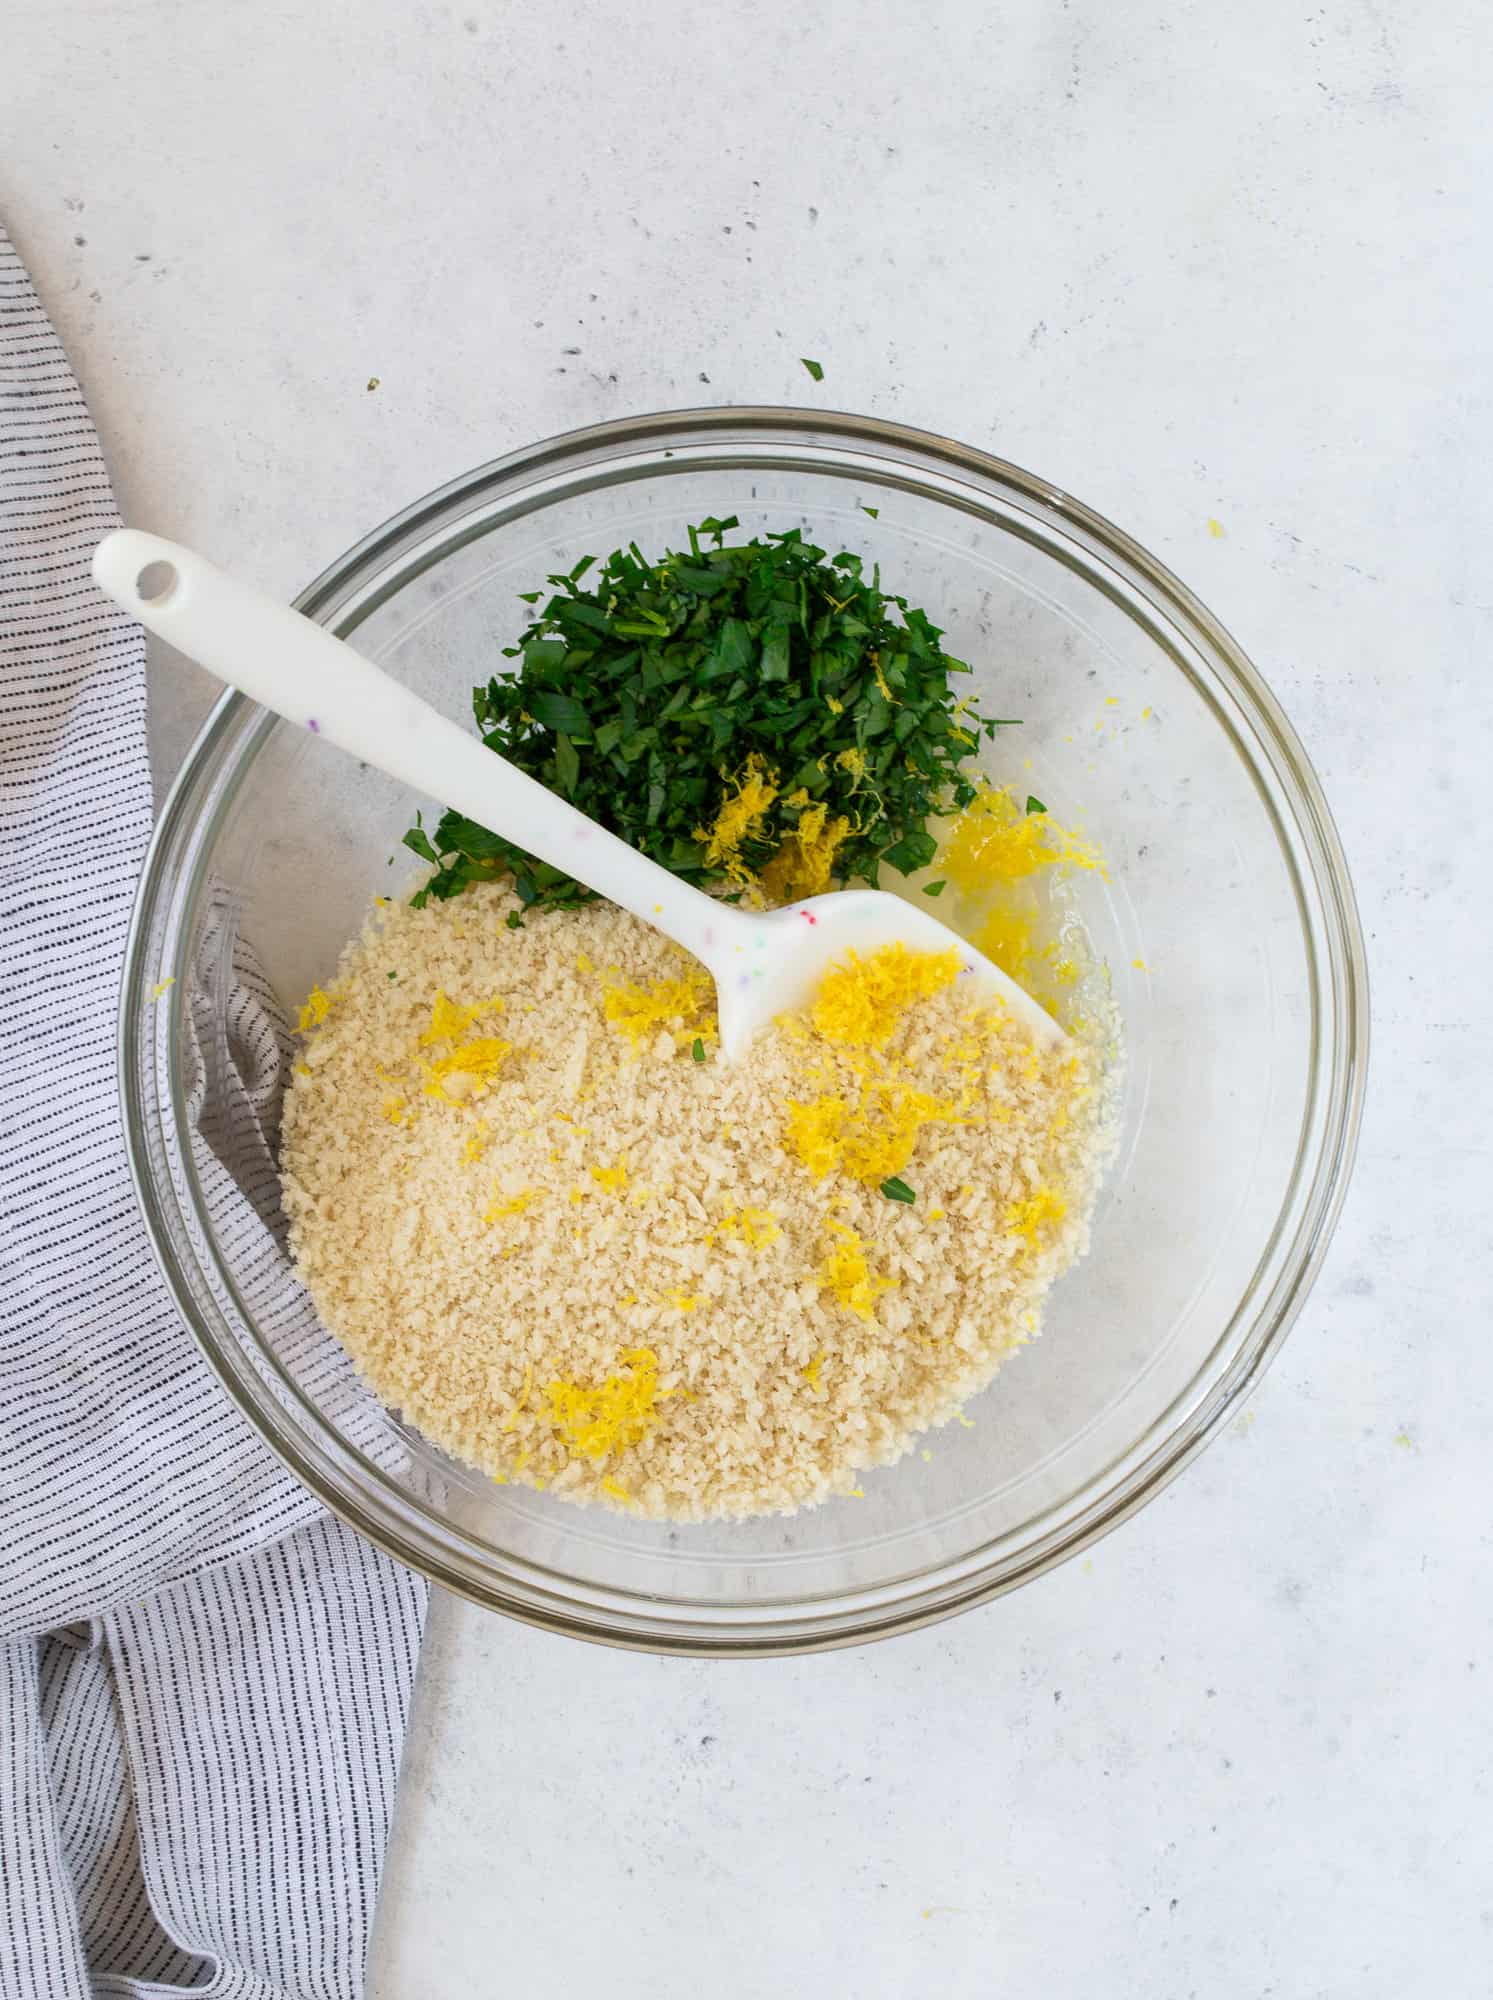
[120,406,1370,1655]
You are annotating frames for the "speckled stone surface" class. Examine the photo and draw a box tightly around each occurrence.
[6,2,1490,1993]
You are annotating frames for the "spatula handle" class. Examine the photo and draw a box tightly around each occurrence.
[93,530,735,965]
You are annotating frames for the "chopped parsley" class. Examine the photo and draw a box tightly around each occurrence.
[1025,795,1046,815]
[921,879,947,897]
[403,521,1014,913]
[691,1037,706,1062]
[801,357,825,381]
[879,1176,917,1204]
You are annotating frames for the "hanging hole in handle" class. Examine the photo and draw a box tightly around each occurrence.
[136,560,178,605]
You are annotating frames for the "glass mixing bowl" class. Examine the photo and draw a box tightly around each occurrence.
[122,409,1367,1654]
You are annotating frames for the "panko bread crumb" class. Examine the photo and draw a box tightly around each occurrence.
[279,883,1113,1519]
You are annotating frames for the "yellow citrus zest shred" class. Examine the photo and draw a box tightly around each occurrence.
[1006,1185,1067,1246]
[760,800,856,901]
[600,1476,635,1506]
[811,942,960,1049]
[295,984,335,1033]
[778,943,980,1187]
[705,1206,781,1249]
[817,1223,896,1319]
[974,901,1041,991]
[545,1348,670,1462]
[694,752,779,886]
[423,1037,513,1101]
[940,784,1103,893]
[602,970,715,1051]
[802,1351,824,1389]
[463,1121,491,1163]
[589,1156,629,1194]
[484,1186,538,1222]
[786,1077,961,1187]
[380,1095,406,1125]
[419,990,503,1047]
[663,1290,700,1314]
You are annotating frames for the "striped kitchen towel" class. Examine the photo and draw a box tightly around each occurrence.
[0,225,427,1997]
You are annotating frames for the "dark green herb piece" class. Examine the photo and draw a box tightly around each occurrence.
[402,524,1014,911]
[879,1176,917,1204]
[387,970,398,980]
[861,504,879,518]
[1025,795,1047,815]
[505,911,525,929]
[691,1037,706,1062]
[921,879,947,897]
[801,358,824,382]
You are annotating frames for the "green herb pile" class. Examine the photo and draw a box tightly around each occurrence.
[403,518,1012,915]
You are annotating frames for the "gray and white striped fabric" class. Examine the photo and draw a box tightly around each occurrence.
[0,226,427,1998]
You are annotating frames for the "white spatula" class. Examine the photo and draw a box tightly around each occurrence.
[93,530,1064,1058]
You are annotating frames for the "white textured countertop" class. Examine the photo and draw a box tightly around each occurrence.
[8,2,1490,1992]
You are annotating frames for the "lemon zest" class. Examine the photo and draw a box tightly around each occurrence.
[706,1206,781,1250]
[786,1074,961,1187]
[295,984,335,1033]
[817,1223,896,1319]
[1006,1185,1067,1245]
[811,942,959,1049]
[602,970,715,1051]
[544,1348,669,1462]
[761,801,856,902]
[423,1037,513,1101]
[419,989,502,1047]
[694,751,779,887]
[940,784,1104,892]
[484,1186,538,1222]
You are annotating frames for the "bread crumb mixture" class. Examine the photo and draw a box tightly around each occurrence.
[280,882,1111,1519]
